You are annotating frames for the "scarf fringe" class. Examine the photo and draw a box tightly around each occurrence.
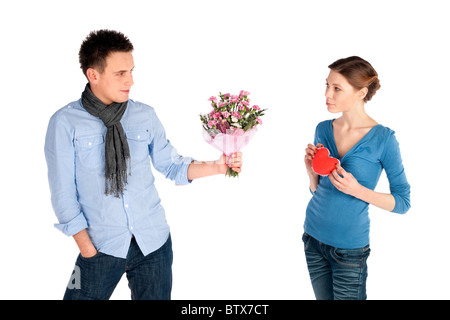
[105,166,131,198]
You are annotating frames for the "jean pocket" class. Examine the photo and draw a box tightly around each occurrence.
[331,246,370,268]
[79,251,103,261]
[302,232,312,251]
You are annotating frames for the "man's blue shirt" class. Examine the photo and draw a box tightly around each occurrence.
[45,98,192,258]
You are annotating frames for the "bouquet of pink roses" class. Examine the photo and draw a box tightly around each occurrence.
[200,90,266,177]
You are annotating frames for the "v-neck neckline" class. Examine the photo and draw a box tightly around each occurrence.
[329,119,380,161]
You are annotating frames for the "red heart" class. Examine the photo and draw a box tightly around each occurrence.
[312,147,340,176]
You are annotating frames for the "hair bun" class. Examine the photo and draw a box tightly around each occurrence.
[366,76,380,102]
[328,56,380,102]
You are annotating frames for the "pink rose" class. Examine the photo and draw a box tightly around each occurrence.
[257,117,263,125]
[239,90,250,97]
[253,105,260,111]
[231,111,241,119]
[208,96,217,102]
[222,111,230,118]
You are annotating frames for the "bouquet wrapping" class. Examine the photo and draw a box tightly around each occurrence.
[200,91,266,177]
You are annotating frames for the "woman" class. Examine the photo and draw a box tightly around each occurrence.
[303,56,410,300]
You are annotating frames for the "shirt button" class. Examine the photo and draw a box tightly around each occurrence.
[125,204,129,208]
[130,226,133,230]
[137,135,141,140]
[88,142,92,146]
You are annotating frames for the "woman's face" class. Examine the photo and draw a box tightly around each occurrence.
[325,70,365,113]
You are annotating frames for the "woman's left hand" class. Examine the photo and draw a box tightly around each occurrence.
[328,164,362,197]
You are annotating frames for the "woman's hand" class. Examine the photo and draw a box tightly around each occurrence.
[328,164,362,197]
[304,143,323,177]
[329,164,396,211]
[304,143,323,192]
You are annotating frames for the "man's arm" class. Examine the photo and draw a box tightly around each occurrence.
[45,110,90,254]
[73,229,97,258]
[187,153,242,180]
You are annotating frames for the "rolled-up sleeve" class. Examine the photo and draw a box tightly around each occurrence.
[44,110,88,236]
[148,110,193,185]
[381,131,411,214]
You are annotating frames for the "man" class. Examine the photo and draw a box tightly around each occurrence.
[44,29,242,300]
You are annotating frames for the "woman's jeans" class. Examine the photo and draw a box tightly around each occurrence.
[302,233,370,300]
[63,235,173,300]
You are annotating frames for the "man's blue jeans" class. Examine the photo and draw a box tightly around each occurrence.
[64,235,173,300]
[302,232,370,300]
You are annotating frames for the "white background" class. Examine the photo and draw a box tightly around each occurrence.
[1,0,449,300]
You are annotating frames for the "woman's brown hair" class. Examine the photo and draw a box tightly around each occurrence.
[328,56,381,102]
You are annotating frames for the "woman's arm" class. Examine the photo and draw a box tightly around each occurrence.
[329,164,396,211]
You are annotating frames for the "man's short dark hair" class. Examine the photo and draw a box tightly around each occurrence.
[79,29,134,76]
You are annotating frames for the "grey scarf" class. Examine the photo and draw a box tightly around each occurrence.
[81,84,130,197]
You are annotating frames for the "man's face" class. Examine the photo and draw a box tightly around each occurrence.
[90,51,135,105]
